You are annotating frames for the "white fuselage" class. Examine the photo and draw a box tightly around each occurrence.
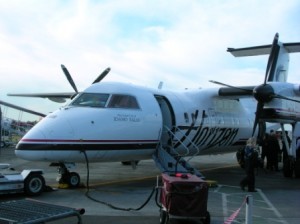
[15,82,257,163]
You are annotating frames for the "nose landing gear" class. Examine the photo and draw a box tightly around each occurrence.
[51,163,81,188]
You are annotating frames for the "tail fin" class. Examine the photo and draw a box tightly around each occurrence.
[227,35,300,82]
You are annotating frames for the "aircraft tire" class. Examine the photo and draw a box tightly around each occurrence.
[67,172,80,188]
[24,174,45,196]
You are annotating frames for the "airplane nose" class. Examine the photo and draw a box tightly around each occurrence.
[15,126,47,160]
[17,124,47,144]
[14,112,75,161]
[18,112,75,143]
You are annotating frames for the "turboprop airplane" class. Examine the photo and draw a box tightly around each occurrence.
[7,33,300,187]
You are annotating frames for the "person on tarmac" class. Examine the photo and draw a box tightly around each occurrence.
[240,137,258,192]
[268,130,281,171]
[261,133,270,169]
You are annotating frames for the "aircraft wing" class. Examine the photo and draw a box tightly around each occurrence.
[0,100,46,117]
[7,92,75,103]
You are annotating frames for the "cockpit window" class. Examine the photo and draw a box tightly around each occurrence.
[108,94,140,109]
[70,93,109,108]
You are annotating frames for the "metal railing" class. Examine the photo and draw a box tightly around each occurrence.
[164,126,200,161]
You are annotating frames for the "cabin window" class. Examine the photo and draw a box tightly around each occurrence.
[108,94,140,109]
[71,93,109,108]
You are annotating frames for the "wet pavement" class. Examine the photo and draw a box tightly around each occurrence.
[1,147,300,223]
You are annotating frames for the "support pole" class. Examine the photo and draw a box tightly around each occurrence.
[245,195,253,224]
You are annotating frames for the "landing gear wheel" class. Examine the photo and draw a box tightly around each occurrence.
[24,174,45,196]
[67,172,80,188]
[57,163,80,188]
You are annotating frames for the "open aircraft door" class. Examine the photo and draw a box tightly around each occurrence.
[155,95,176,148]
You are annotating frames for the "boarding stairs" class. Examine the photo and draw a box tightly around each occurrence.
[153,126,205,179]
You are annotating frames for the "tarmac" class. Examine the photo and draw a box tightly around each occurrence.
[1,146,300,224]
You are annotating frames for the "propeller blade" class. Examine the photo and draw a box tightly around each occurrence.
[252,102,264,136]
[253,34,279,137]
[263,33,279,84]
[272,94,300,103]
[61,64,78,93]
[92,67,111,84]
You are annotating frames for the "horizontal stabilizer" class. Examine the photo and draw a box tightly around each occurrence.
[228,42,300,57]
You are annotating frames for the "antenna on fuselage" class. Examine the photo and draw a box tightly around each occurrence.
[158,81,163,90]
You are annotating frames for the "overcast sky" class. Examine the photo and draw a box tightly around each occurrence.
[0,0,299,121]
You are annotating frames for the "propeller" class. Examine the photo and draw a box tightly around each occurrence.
[211,33,300,138]
[92,67,111,84]
[263,33,279,85]
[61,64,79,94]
[61,65,111,98]
[272,94,300,103]
[251,33,280,136]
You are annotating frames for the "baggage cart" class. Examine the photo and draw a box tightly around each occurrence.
[0,198,85,224]
[159,173,210,224]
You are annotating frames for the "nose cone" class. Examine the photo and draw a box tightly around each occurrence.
[15,111,74,161]
[18,123,47,142]
[15,125,47,160]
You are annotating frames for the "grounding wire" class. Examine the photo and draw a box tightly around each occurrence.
[81,149,159,211]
